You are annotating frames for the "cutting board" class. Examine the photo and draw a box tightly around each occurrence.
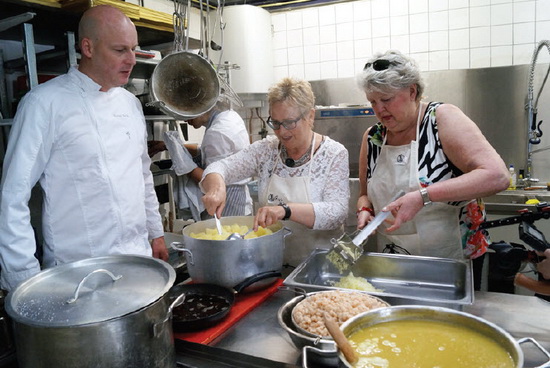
[174,278,283,344]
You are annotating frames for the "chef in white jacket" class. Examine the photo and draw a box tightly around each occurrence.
[149,100,252,219]
[0,5,167,292]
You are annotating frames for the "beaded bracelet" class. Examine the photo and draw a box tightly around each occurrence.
[356,206,374,216]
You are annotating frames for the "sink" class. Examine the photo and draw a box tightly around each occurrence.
[483,190,550,214]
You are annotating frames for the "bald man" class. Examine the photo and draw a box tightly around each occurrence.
[0,5,168,292]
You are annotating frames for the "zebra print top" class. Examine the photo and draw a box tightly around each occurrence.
[366,101,489,259]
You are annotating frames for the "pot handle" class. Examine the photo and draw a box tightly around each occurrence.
[170,242,194,265]
[232,270,282,293]
[0,316,13,351]
[66,269,122,304]
[302,345,338,368]
[152,293,186,337]
[146,100,166,108]
[518,337,550,368]
[283,226,293,238]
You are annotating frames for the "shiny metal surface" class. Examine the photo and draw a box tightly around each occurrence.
[13,295,176,368]
[277,294,338,366]
[6,255,175,326]
[483,190,550,214]
[150,51,220,120]
[283,249,473,308]
[176,216,287,289]
[212,290,550,368]
[339,305,525,368]
[314,110,377,177]
[310,64,550,183]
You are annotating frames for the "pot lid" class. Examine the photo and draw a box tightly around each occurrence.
[5,255,175,327]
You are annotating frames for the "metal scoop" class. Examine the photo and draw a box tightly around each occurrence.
[327,190,405,271]
[226,228,254,240]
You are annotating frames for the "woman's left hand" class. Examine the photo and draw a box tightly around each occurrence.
[254,205,286,230]
[382,191,424,232]
[537,249,550,279]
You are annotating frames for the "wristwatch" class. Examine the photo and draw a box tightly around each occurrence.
[419,188,432,206]
[279,203,292,220]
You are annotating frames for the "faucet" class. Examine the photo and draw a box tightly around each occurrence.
[525,40,550,187]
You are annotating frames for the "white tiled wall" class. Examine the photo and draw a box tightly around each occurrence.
[271,0,550,81]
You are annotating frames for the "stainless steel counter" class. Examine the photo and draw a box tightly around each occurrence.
[212,290,550,367]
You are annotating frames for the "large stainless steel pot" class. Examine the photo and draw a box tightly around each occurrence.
[5,255,182,368]
[336,306,550,368]
[149,51,220,120]
[171,216,290,291]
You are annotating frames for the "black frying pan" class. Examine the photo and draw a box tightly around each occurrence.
[169,283,235,332]
[168,271,281,332]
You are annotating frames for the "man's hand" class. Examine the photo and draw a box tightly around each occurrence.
[151,236,169,261]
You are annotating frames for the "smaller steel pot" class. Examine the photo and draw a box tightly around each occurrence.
[277,293,338,367]
[290,290,389,340]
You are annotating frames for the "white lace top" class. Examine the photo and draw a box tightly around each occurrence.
[203,135,350,230]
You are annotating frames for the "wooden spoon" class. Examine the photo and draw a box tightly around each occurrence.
[324,313,358,365]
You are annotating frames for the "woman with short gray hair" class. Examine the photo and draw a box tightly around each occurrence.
[358,50,425,101]
[355,50,509,288]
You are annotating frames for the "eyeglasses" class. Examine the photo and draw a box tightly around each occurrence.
[364,59,398,71]
[266,114,303,130]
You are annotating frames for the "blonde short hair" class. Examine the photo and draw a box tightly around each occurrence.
[267,77,315,115]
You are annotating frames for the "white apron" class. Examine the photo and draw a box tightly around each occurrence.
[260,135,343,267]
[367,106,463,259]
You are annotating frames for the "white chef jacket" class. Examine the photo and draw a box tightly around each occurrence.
[0,67,164,291]
[201,110,252,215]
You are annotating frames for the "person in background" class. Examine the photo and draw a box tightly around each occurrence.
[200,77,349,267]
[148,100,252,218]
[537,249,550,279]
[355,50,510,289]
[0,5,167,292]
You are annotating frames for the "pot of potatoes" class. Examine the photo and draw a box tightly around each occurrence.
[171,216,291,292]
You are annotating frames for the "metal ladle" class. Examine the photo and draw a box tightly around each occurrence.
[226,228,254,240]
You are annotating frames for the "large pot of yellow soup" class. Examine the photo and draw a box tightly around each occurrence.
[171,216,291,292]
[338,305,550,368]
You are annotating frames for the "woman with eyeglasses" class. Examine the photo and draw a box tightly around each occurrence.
[356,50,509,286]
[200,77,350,267]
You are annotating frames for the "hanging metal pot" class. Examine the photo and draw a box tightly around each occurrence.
[5,255,182,368]
[149,51,220,120]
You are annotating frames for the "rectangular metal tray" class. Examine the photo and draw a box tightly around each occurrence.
[283,248,474,309]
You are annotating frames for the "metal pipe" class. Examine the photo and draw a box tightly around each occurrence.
[525,40,550,183]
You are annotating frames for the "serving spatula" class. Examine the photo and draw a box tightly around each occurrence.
[326,190,405,271]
